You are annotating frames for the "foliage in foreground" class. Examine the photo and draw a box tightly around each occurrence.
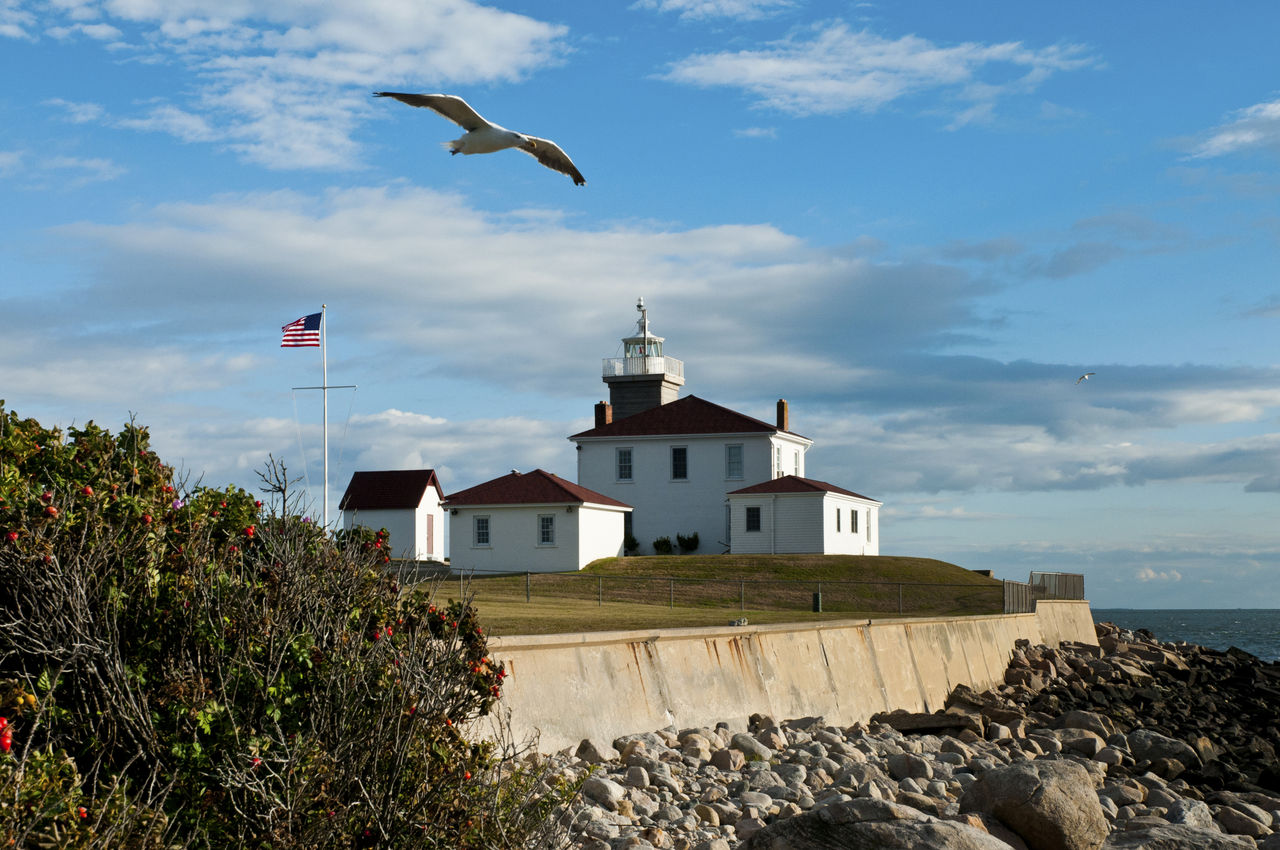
[0,402,574,848]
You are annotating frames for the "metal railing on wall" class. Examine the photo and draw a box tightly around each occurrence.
[1003,571,1085,613]
[403,565,1007,619]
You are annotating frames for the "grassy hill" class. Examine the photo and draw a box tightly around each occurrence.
[458,554,1004,636]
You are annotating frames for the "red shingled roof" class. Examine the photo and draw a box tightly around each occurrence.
[728,474,879,502]
[444,469,631,509]
[570,395,808,440]
[339,469,443,511]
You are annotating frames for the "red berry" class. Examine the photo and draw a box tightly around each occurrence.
[1,730,11,754]
[78,806,88,818]
[40,491,52,502]
[464,770,471,780]
[251,757,261,767]
[244,525,255,538]
[142,514,152,524]
[44,505,59,518]
[5,532,16,543]
[81,485,93,496]
[0,717,8,730]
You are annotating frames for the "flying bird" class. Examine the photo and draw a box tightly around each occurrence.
[374,92,585,186]
[1076,372,1095,384]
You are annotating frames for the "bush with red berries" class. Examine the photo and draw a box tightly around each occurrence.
[0,402,573,848]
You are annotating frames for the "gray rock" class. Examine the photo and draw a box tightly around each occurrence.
[887,752,935,781]
[960,759,1109,850]
[736,798,1014,850]
[731,732,774,762]
[1127,730,1200,769]
[578,737,621,764]
[583,775,629,811]
[1102,824,1255,849]
[1163,799,1214,830]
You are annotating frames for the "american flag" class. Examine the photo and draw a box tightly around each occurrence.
[281,312,322,347]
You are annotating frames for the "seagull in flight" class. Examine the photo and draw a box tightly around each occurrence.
[1076,372,1095,384]
[374,92,586,186]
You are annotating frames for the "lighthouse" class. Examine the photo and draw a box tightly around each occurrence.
[600,297,685,421]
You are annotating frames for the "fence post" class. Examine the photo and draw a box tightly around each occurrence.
[526,571,531,603]
[740,580,745,611]
[598,576,603,607]
[669,578,674,608]
[460,570,464,600]
[898,583,903,615]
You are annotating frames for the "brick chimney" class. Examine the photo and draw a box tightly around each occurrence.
[594,401,613,428]
[776,399,789,432]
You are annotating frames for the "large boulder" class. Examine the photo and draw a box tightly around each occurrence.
[735,798,1014,850]
[1125,730,1201,768]
[1101,824,1255,849]
[959,759,1108,850]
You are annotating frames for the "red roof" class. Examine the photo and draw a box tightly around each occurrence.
[570,395,808,440]
[444,469,631,509]
[340,469,443,511]
[728,475,879,502]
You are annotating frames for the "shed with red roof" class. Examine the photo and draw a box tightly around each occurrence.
[444,469,632,573]
[726,475,882,555]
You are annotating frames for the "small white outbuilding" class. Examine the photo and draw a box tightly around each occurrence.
[445,469,632,574]
[339,469,445,562]
[727,475,881,556]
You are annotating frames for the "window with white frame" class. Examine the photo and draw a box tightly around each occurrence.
[836,508,841,532]
[793,450,800,476]
[774,446,782,478]
[745,505,762,532]
[671,445,688,480]
[851,510,859,533]
[725,443,743,480]
[537,514,555,546]
[616,447,633,481]
[473,515,490,547]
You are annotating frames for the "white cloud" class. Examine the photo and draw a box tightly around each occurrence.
[733,126,777,139]
[41,155,127,185]
[1188,97,1280,159]
[44,97,107,124]
[1136,567,1182,582]
[0,0,35,39]
[23,0,572,170]
[0,149,23,176]
[661,21,1099,121]
[631,0,794,21]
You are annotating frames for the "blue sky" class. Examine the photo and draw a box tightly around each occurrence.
[3,0,1279,608]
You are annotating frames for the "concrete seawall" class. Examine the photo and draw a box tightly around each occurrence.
[487,600,1097,753]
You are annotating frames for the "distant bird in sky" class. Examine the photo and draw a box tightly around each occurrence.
[1076,372,1095,384]
[374,92,586,186]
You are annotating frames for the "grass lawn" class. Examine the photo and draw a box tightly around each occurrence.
[425,554,1005,637]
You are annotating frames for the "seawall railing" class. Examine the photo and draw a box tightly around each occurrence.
[1003,571,1086,613]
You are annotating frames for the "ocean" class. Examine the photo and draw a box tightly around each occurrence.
[1092,608,1280,663]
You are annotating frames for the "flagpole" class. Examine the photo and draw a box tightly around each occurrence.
[321,303,328,529]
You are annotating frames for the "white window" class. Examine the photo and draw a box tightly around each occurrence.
[473,515,490,547]
[851,510,859,533]
[745,506,762,532]
[671,446,688,480]
[774,446,782,478]
[538,514,555,546]
[793,450,800,476]
[725,444,743,480]
[616,447,633,481]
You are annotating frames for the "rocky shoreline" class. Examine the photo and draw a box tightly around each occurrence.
[550,621,1280,850]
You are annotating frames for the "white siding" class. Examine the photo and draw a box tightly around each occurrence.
[341,487,445,561]
[577,432,807,555]
[727,492,881,555]
[448,503,627,574]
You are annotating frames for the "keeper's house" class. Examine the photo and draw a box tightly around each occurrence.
[339,469,445,562]
[445,469,632,574]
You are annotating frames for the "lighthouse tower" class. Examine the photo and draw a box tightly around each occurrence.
[600,297,685,421]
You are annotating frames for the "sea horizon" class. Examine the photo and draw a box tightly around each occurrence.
[1092,607,1280,662]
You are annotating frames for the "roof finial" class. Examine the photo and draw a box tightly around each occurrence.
[636,296,649,337]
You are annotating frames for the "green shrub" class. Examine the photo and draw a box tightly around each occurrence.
[622,534,638,555]
[0,402,573,848]
[676,532,699,554]
[651,536,673,555]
